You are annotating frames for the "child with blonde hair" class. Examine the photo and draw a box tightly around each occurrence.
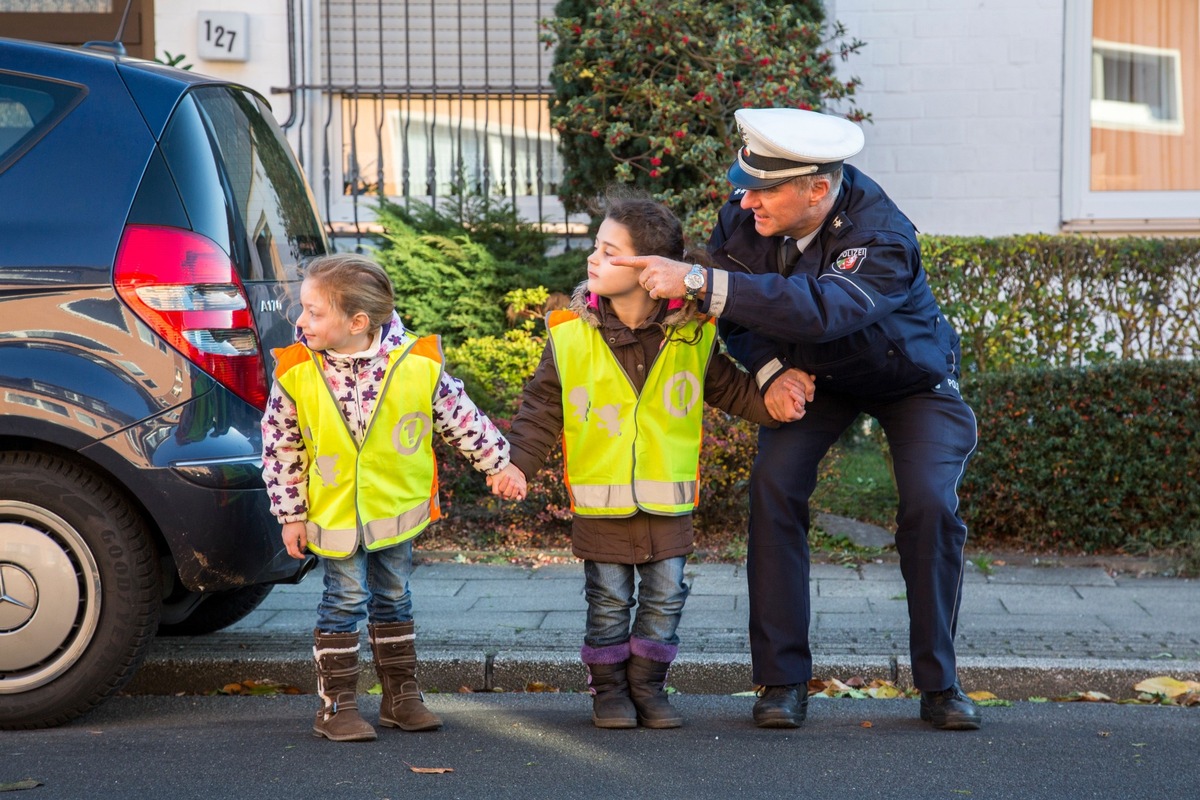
[263,252,525,742]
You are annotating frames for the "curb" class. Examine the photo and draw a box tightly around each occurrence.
[128,648,1200,702]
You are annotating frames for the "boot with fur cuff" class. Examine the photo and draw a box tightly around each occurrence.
[312,629,377,742]
[368,620,442,731]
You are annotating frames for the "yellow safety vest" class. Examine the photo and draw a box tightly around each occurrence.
[273,336,443,558]
[547,310,716,517]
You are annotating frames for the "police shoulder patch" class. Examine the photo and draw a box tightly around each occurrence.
[833,247,868,274]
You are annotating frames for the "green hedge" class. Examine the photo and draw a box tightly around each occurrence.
[923,235,1200,373]
[960,360,1200,554]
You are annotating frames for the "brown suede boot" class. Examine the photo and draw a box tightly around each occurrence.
[582,641,636,729]
[312,629,377,742]
[627,638,682,729]
[368,621,442,731]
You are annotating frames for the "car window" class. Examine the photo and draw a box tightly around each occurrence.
[189,86,326,282]
[0,71,85,175]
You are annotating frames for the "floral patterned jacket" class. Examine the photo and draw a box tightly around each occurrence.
[261,311,511,523]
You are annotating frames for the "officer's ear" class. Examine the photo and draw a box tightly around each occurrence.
[808,175,833,205]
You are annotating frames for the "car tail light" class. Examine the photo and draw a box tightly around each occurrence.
[114,224,269,409]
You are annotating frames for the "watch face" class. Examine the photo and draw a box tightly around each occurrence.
[684,271,704,290]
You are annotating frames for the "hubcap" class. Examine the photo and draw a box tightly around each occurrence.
[0,504,101,693]
[0,563,38,631]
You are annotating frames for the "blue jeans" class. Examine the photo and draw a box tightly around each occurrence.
[583,557,689,648]
[316,541,414,633]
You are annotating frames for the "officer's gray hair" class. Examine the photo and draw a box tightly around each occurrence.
[791,166,843,203]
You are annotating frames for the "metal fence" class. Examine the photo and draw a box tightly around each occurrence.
[275,0,576,241]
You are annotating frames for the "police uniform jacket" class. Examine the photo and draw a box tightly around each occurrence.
[706,165,962,402]
[506,283,776,565]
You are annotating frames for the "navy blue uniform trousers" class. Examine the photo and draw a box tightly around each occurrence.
[746,382,977,692]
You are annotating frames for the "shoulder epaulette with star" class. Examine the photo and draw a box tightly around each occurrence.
[830,212,854,238]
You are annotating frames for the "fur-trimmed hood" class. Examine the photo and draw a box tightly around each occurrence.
[566,280,705,330]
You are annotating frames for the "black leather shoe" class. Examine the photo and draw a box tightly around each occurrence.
[920,682,982,730]
[752,684,808,728]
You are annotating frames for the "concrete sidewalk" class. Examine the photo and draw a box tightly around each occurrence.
[129,558,1200,701]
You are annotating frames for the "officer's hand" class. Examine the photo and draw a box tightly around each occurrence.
[610,255,691,300]
[765,368,814,423]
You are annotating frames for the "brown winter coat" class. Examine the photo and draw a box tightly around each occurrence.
[507,284,776,565]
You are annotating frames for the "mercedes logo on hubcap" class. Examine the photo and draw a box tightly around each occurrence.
[0,563,39,632]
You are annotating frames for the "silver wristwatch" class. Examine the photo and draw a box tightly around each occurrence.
[683,264,706,301]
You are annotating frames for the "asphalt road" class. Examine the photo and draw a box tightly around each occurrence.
[5,694,1197,799]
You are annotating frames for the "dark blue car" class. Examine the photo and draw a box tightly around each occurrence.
[0,37,324,728]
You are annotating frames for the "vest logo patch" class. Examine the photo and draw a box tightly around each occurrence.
[392,412,431,455]
[568,386,591,423]
[568,385,624,437]
[664,371,701,418]
[595,404,624,437]
[314,454,342,488]
[834,247,867,274]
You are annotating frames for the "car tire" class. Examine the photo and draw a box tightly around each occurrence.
[157,583,275,636]
[0,452,161,730]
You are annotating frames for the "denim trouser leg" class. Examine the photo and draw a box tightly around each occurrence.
[316,541,415,633]
[583,557,689,649]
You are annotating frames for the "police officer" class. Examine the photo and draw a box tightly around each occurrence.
[616,107,981,731]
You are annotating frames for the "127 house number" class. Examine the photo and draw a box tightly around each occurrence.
[204,21,237,52]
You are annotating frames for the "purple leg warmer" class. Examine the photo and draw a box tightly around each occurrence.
[581,641,631,665]
[630,637,678,664]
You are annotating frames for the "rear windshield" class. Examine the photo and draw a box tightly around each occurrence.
[0,71,85,175]
[163,86,326,282]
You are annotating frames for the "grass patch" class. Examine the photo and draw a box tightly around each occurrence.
[810,420,898,531]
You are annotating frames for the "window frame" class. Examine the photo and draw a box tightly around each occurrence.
[1061,0,1200,230]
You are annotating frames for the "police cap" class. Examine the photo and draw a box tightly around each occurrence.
[727,108,865,190]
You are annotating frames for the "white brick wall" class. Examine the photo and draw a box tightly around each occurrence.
[154,2,294,125]
[830,0,1065,234]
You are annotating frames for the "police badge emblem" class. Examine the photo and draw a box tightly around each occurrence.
[834,247,867,274]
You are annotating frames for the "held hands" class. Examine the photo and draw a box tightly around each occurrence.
[281,520,309,560]
[609,255,693,300]
[487,463,528,501]
[765,368,816,423]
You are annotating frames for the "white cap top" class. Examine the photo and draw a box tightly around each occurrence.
[727,108,865,190]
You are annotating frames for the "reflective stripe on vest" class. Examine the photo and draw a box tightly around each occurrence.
[547,310,715,517]
[273,336,443,558]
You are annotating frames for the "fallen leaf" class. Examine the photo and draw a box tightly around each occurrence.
[860,720,873,728]
[524,681,559,693]
[1097,731,1111,737]
[967,691,998,702]
[1055,691,1111,703]
[405,764,454,775]
[977,698,1013,707]
[866,682,904,700]
[457,685,476,693]
[1133,676,1200,699]
[0,780,43,792]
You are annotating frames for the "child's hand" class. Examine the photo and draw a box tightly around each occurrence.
[487,463,527,501]
[281,520,309,559]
